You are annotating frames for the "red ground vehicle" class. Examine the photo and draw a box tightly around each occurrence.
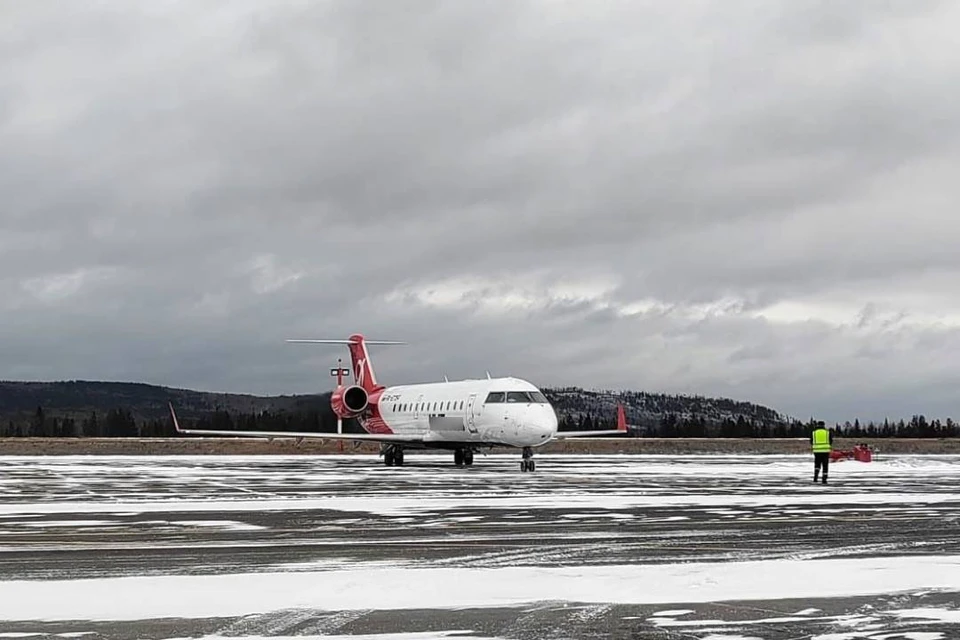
[830,443,873,462]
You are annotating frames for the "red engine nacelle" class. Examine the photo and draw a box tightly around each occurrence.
[331,385,369,418]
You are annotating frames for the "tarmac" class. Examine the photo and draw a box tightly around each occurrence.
[0,452,957,639]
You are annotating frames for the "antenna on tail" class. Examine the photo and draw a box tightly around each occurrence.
[330,357,350,434]
[287,339,406,345]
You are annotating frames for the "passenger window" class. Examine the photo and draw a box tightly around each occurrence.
[485,392,505,403]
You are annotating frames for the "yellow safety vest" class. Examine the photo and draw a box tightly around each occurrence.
[812,428,831,453]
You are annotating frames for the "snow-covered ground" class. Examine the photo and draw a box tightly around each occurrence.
[0,453,957,639]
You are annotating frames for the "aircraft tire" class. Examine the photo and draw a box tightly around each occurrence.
[454,449,464,466]
[464,450,474,466]
[395,450,404,466]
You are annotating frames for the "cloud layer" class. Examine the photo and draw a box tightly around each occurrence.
[3,1,960,422]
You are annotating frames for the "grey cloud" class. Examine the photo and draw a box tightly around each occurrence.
[2,1,960,422]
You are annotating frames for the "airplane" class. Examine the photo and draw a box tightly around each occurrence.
[168,333,628,472]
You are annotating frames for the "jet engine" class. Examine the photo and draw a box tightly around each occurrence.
[331,385,369,418]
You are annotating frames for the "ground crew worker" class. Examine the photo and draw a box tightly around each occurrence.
[811,420,833,484]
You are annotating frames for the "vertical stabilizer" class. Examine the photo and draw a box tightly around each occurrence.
[346,333,378,391]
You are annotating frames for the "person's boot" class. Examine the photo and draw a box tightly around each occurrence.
[814,471,819,483]
[822,474,828,485]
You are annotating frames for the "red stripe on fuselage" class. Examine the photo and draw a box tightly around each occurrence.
[359,387,394,434]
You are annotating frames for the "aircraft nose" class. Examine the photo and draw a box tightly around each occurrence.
[532,407,558,440]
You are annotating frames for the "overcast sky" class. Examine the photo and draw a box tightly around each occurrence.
[2,1,960,423]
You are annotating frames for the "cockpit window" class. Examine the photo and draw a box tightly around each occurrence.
[487,391,550,403]
[503,391,549,403]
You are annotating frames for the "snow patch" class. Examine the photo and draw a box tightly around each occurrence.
[164,633,493,640]
[891,607,960,623]
[0,555,958,622]
[3,491,959,517]
[652,609,694,616]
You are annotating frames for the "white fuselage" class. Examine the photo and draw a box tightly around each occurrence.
[371,376,558,448]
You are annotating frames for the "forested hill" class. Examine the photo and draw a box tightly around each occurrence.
[0,380,791,437]
[549,387,792,434]
[0,381,306,418]
[0,380,954,438]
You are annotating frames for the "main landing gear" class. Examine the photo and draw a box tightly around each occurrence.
[520,446,536,472]
[454,448,474,467]
[383,445,404,467]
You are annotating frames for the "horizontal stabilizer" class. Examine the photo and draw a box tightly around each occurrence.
[286,339,406,345]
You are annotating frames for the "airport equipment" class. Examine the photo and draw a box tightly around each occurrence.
[830,443,873,463]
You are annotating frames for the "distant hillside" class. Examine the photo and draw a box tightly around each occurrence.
[547,386,791,432]
[0,380,303,419]
[0,380,795,438]
[0,380,951,439]
[0,380,351,438]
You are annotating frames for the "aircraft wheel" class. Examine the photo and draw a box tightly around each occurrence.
[528,459,535,472]
[454,449,464,466]
[385,451,395,467]
[464,450,474,466]
[395,450,404,466]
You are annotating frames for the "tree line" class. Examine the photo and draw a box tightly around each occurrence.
[646,412,958,438]
[0,405,359,438]
[2,404,957,438]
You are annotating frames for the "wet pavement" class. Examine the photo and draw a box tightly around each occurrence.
[0,453,957,639]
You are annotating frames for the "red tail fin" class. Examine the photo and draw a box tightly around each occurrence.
[617,403,627,432]
[346,333,379,392]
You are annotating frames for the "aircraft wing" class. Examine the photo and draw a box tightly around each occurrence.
[552,429,628,439]
[168,403,423,444]
[552,403,630,439]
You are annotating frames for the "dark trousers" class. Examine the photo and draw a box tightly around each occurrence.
[814,452,830,481]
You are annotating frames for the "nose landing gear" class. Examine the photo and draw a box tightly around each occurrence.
[520,446,536,472]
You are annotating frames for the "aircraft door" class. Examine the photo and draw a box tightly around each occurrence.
[464,393,478,434]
